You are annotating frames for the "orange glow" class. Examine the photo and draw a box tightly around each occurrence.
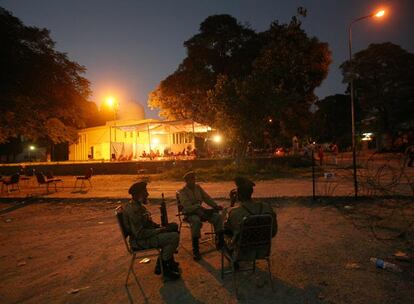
[374,9,385,18]
[106,96,116,107]
[213,134,222,143]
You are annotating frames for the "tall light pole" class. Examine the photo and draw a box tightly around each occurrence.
[106,96,119,160]
[348,8,385,199]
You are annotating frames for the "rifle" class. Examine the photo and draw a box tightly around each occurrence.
[160,193,169,227]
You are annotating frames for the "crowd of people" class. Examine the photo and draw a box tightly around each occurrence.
[140,147,198,160]
[121,171,278,280]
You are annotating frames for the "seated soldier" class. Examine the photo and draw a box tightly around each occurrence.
[178,171,224,260]
[224,177,278,264]
[122,182,181,280]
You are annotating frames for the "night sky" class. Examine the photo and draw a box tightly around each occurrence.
[2,0,413,118]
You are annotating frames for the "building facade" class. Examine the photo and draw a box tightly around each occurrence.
[68,119,211,161]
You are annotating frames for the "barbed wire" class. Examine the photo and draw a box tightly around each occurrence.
[316,151,413,241]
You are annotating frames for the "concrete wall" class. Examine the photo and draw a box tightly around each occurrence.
[0,159,228,175]
[0,156,309,176]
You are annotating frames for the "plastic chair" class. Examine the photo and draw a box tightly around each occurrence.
[221,214,274,295]
[20,168,35,185]
[74,168,93,190]
[115,206,164,287]
[35,172,62,192]
[1,173,20,193]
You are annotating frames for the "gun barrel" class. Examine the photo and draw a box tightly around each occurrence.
[160,192,169,227]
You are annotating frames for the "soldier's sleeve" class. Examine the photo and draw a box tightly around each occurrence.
[179,188,200,214]
[227,208,240,235]
[223,207,231,232]
[198,185,218,208]
[125,207,145,239]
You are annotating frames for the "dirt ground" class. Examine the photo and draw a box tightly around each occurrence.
[1,195,413,304]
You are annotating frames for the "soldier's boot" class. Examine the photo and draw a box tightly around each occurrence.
[163,259,181,280]
[169,256,180,272]
[155,256,179,275]
[215,231,225,250]
[192,237,201,261]
[154,257,162,275]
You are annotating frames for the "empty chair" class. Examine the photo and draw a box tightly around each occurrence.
[35,172,62,193]
[45,171,63,182]
[20,168,35,184]
[74,168,93,190]
[1,173,20,193]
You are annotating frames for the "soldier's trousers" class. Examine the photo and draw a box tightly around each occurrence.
[138,232,179,260]
[186,213,223,239]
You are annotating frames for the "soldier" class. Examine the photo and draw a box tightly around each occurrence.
[224,177,278,261]
[122,181,181,280]
[178,171,224,260]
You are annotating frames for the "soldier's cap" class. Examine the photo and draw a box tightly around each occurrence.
[234,176,255,190]
[128,181,147,195]
[183,171,195,180]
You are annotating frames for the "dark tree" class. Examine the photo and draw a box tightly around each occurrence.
[0,7,98,145]
[312,94,363,148]
[149,14,259,124]
[149,12,331,152]
[340,42,414,141]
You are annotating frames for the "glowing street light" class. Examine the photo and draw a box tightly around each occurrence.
[106,96,115,107]
[374,9,385,18]
[28,145,35,161]
[348,8,387,199]
[151,137,160,147]
[212,134,222,143]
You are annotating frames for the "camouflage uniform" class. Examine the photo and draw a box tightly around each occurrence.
[225,199,277,260]
[178,184,223,238]
[122,200,179,261]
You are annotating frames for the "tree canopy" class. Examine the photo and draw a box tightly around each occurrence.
[312,94,364,147]
[0,7,99,145]
[340,42,414,137]
[149,11,331,149]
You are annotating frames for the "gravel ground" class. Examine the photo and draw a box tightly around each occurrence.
[0,197,413,304]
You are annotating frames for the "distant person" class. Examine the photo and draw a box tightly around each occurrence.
[178,171,224,260]
[141,150,147,158]
[292,135,299,155]
[224,177,277,261]
[318,145,324,166]
[330,143,339,165]
[122,182,181,280]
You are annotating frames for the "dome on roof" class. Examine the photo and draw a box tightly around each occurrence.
[118,100,145,120]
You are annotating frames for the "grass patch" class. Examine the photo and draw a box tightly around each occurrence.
[155,156,315,181]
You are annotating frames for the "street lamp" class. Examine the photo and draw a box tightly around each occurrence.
[348,8,386,199]
[213,134,222,144]
[28,145,35,162]
[106,96,119,160]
